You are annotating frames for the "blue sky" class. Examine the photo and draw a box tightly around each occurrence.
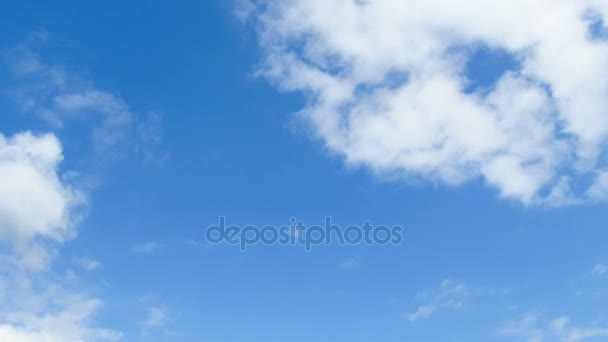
[1,1,608,341]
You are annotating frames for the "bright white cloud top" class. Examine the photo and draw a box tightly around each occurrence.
[0,132,119,341]
[246,0,608,205]
[0,132,83,244]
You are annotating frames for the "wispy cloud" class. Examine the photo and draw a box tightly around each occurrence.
[3,38,166,164]
[592,264,608,276]
[501,313,608,342]
[501,313,546,342]
[233,0,256,23]
[0,34,168,341]
[184,239,204,248]
[138,297,175,338]
[338,258,358,269]
[75,257,101,272]
[131,242,163,255]
[141,305,169,329]
[135,111,169,164]
[404,279,468,322]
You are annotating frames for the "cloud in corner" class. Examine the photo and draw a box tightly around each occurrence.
[243,0,608,206]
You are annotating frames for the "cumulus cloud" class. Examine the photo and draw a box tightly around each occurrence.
[245,0,608,205]
[0,131,119,341]
[0,36,167,342]
[0,132,84,246]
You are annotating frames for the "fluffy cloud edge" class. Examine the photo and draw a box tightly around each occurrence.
[0,131,86,245]
[244,0,608,206]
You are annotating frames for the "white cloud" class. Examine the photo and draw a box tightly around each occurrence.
[404,279,467,322]
[501,313,546,342]
[0,131,119,341]
[0,132,85,246]
[245,0,608,205]
[587,171,608,201]
[0,37,167,342]
[0,271,122,342]
[0,273,122,342]
[501,313,608,342]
